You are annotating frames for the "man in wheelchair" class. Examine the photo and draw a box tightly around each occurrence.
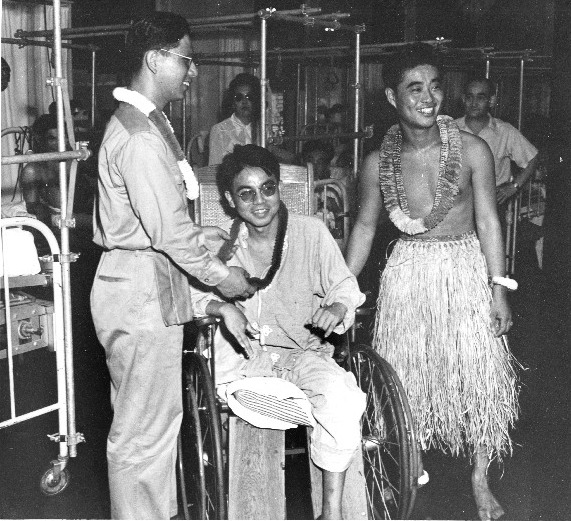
[192,144,366,519]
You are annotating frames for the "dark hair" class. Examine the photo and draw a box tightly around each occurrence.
[464,77,496,97]
[383,43,441,91]
[1,57,10,92]
[301,140,335,164]
[49,99,87,116]
[221,73,261,120]
[125,12,191,78]
[31,114,59,152]
[218,144,280,194]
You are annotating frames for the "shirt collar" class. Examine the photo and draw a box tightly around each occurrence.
[459,113,498,133]
[486,114,498,131]
[237,220,289,253]
[231,113,251,129]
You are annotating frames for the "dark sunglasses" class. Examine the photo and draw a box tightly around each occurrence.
[236,181,277,203]
[234,93,253,102]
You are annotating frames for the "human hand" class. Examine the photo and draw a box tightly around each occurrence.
[202,226,231,254]
[496,183,518,205]
[216,266,256,300]
[218,303,256,359]
[490,288,513,337]
[311,302,347,338]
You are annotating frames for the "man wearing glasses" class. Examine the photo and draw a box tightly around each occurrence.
[209,73,295,165]
[193,144,366,519]
[91,12,254,519]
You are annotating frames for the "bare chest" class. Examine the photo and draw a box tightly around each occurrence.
[400,147,441,217]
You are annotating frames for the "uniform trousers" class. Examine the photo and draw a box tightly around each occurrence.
[91,249,183,519]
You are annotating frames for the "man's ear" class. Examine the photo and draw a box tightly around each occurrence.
[385,87,396,109]
[489,94,498,109]
[224,191,235,209]
[145,49,159,74]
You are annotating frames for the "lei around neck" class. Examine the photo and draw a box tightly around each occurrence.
[112,87,199,200]
[379,115,462,235]
[218,202,288,292]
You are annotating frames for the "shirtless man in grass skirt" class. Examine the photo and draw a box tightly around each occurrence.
[345,43,519,521]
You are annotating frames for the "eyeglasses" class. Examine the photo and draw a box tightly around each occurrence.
[160,48,194,67]
[234,93,253,102]
[236,181,277,203]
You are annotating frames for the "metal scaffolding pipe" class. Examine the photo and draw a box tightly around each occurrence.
[191,7,321,25]
[260,14,267,148]
[1,149,91,165]
[191,21,253,30]
[313,13,351,21]
[269,127,373,144]
[295,63,302,156]
[15,24,130,38]
[59,31,128,39]
[509,58,526,275]
[518,59,525,131]
[197,59,258,67]
[1,37,97,52]
[91,50,96,128]
[194,39,453,62]
[353,27,364,177]
[14,8,323,39]
[270,12,354,32]
[52,0,78,459]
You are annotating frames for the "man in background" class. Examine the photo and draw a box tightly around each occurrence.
[455,78,539,235]
[209,72,294,165]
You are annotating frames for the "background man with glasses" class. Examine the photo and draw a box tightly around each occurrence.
[90,12,254,519]
[209,72,295,165]
[209,72,261,165]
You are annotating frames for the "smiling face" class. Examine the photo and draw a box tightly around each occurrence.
[225,166,280,230]
[386,64,443,130]
[157,34,197,103]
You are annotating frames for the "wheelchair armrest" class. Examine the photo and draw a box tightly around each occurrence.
[193,315,220,329]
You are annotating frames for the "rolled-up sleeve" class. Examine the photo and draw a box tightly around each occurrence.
[117,132,229,285]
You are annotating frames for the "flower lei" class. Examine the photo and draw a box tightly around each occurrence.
[112,87,199,200]
[379,115,462,235]
[218,202,288,291]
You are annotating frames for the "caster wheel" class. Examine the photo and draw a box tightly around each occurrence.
[40,467,70,496]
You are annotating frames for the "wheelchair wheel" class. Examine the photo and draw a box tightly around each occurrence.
[348,344,418,520]
[178,352,226,520]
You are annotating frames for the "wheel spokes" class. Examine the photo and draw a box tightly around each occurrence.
[353,350,405,520]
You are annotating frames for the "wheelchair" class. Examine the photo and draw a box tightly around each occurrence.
[176,311,419,520]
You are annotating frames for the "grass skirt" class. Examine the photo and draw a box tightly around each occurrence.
[373,232,519,460]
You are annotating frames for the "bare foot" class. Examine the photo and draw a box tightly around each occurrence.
[471,472,505,520]
[417,447,429,487]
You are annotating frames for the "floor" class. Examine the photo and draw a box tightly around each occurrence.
[0,241,569,520]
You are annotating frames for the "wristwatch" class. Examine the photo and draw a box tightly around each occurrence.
[511,180,519,190]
